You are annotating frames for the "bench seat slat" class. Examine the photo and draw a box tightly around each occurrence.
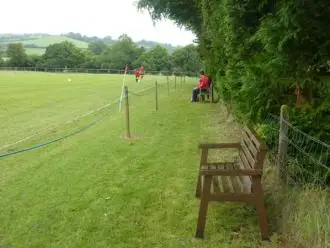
[200,168,262,176]
[236,160,252,193]
[221,175,232,193]
[227,164,243,193]
[213,163,225,193]
[199,143,241,149]
[212,176,222,194]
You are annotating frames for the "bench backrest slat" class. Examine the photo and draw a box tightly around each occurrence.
[239,148,253,169]
[242,131,258,157]
[240,139,255,168]
[239,128,267,170]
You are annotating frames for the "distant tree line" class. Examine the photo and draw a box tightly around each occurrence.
[0,33,178,53]
[63,32,177,52]
[0,34,201,75]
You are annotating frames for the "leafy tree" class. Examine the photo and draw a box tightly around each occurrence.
[79,50,98,68]
[98,34,141,69]
[135,45,170,71]
[102,36,114,44]
[6,43,27,66]
[40,41,88,68]
[136,39,176,52]
[0,45,5,66]
[170,44,201,74]
[137,0,202,34]
[26,54,41,67]
[88,41,107,55]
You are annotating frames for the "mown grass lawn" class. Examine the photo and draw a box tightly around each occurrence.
[0,72,159,148]
[0,72,273,247]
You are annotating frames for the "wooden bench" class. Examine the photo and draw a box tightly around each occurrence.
[199,83,213,102]
[195,127,269,240]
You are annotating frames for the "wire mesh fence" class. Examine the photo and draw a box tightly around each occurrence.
[261,112,330,187]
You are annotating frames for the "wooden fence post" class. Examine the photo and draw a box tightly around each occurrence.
[124,86,131,139]
[155,81,159,111]
[277,105,289,179]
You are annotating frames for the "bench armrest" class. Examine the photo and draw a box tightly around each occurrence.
[199,143,240,149]
[200,168,262,176]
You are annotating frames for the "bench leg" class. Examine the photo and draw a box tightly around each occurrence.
[254,181,269,240]
[196,148,208,198]
[195,175,212,239]
[195,173,201,198]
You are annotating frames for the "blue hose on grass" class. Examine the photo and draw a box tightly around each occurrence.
[0,115,105,159]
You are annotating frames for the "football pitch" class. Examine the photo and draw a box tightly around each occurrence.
[0,71,266,248]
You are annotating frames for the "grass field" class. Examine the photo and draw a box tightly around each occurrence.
[22,36,89,49]
[1,35,89,55]
[24,47,46,55]
[0,72,275,248]
[0,72,150,149]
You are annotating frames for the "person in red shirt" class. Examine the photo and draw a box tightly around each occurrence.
[191,71,210,102]
[134,69,141,83]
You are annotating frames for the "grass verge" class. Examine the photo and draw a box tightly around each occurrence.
[263,162,330,248]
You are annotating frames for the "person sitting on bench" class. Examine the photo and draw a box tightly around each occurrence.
[191,71,210,102]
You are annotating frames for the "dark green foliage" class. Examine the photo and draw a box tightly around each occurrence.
[40,41,88,68]
[98,34,142,69]
[170,44,201,75]
[137,0,202,33]
[26,54,41,67]
[134,45,170,71]
[0,45,5,66]
[137,0,330,140]
[137,0,330,184]
[6,43,28,67]
[88,41,107,55]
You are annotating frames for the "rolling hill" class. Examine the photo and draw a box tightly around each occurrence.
[0,35,89,55]
[22,35,89,49]
[0,33,178,55]
[24,48,46,56]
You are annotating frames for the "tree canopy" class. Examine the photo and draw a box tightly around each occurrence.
[40,41,89,68]
[6,43,27,67]
[137,0,330,142]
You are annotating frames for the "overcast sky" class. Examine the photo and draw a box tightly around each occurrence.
[0,0,196,46]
